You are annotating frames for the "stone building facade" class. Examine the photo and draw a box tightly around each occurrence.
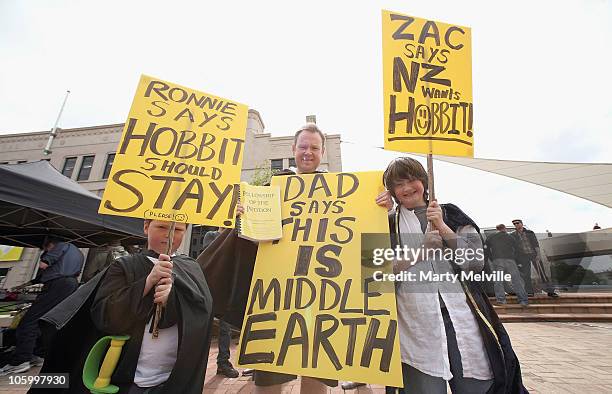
[0,110,342,287]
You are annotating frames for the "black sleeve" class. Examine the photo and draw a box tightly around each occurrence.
[511,236,519,258]
[529,230,540,249]
[90,261,154,334]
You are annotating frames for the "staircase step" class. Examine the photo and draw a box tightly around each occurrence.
[490,293,612,304]
[499,313,612,323]
[493,303,612,314]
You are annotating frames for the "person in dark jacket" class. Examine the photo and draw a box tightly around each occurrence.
[511,219,557,298]
[376,157,528,394]
[485,224,528,306]
[0,236,83,376]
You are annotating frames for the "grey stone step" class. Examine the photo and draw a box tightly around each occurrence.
[490,293,612,304]
[493,303,612,314]
[499,313,612,323]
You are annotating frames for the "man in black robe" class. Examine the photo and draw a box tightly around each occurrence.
[31,220,213,394]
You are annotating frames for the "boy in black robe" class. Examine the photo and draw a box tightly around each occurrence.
[30,220,213,394]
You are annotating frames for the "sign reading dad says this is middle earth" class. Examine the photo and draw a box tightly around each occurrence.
[99,75,248,227]
[237,171,403,386]
[382,10,473,157]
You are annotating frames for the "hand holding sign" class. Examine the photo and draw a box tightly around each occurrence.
[145,256,172,296]
[425,200,444,229]
[375,190,394,211]
[154,277,173,306]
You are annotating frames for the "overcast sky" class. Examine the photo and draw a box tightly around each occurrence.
[1,0,610,233]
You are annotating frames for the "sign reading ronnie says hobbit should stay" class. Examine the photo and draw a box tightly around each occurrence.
[99,75,248,227]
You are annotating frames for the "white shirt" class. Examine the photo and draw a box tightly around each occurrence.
[134,256,179,387]
[395,206,493,381]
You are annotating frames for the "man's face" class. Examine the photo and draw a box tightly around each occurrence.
[144,220,186,254]
[513,221,523,231]
[292,131,324,174]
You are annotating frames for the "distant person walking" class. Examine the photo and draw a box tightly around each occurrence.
[511,220,558,298]
[485,224,528,306]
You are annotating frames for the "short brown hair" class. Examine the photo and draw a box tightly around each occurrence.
[496,224,506,230]
[383,157,428,202]
[294,123,326,147]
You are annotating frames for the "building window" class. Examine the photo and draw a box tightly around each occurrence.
[271,159,283,171]
[102,153,116,179]
[288,158,296,168]
[77,155,95,181]
[62,157,77,178]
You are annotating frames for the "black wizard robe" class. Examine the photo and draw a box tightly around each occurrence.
[30,252,214,394]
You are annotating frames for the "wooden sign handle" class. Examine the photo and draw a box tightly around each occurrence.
[152,221,176,338]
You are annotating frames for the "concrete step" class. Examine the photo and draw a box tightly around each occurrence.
[490,293,612,304]
[493,303,612,314]
[499,313,612,323]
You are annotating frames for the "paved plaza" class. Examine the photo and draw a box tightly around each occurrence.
[0,322,611,393]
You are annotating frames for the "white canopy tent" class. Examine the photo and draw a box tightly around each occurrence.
[424,155,612,209]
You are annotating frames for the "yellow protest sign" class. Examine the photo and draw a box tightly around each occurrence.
[382,10,473,157]
[237,172,402,386]
[0,245,24,261]
[99,75,248,227]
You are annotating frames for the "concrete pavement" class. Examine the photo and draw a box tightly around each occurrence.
[1,322,611,393]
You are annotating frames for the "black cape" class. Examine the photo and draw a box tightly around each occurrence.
[389,204,528,394]
[197,168,299,328]
[30,252,214,394]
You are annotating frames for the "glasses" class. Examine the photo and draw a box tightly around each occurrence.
[512,222,521,225]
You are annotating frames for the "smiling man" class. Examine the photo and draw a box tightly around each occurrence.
[251,124,336,394]
[292,122,325,174]
[200,123,337,394]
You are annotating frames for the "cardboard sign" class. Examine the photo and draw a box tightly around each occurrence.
[0,245,24,262]
[382,10,473,157]
[99,75,248,227]
[237,172,402,386]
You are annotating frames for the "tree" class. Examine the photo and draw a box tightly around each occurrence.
[249,162,279,186]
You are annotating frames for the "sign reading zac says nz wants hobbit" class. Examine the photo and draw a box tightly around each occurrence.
[99,75,248,227]
[237,172,403,386]
[382,10,473,157]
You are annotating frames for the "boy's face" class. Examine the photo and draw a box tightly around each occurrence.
[392,179,426,209]
[144,220,187,254]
